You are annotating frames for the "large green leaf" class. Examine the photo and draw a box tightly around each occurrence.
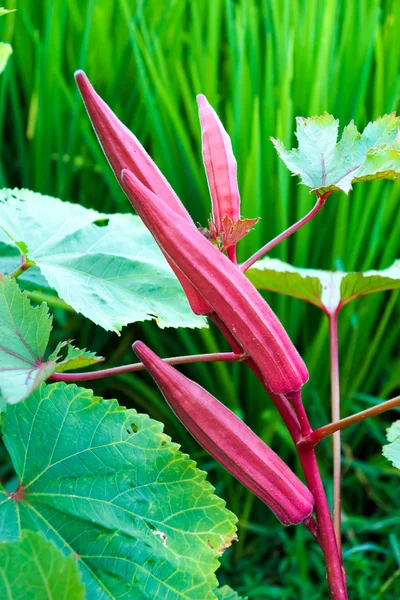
[272,113,400,194]
[0,277,101,405]
[247,257,400,313]
[383,421,400,469]
[0,530,85,599]
[0,382,237,600]
[0,189,205,331]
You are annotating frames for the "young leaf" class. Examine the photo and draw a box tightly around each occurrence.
[49,341,104,373]
[247,257,400,313]
[0,277,57,404]
[0,382,238,600]
[215,585,247,600]
[383,421,400,469]
[0,190,205,331]
[272,113,400,194]
[0,531,85,599]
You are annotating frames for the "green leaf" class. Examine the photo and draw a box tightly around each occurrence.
[49,340,104,373]
[0,277,58,404]
[383,421,400,469]
[247,257,400,313]
[0,189,205,331]
[0,382,237,599]
[0,277,103,405]
[215,585,247,599]
[0,42,12,75]
[272,113,400,194]
[0,530,85,599]
[0,189,103,255]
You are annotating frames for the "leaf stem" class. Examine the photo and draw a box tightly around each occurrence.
[328,310,342,554]
[302,394,400,445]
[50,351,245,382]
[8,254,34,278]
[240,192,330,273]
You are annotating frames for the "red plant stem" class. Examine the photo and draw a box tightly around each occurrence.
[328,310,342,554]
[285,390,347,598]
[240,192,329,272]
[50,351,244,382]
[297,441,347,599]
[227,245,238,265]
[304,394,400,445]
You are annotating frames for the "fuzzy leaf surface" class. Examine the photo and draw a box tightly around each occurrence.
[272,113,400,194]
[247,257,400,313]
[0,383,237,600]
[0,530,85,599]
[0,190,205,331]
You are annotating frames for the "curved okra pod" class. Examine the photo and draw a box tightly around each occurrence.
[123,170,308,395]
[133,341,314,525]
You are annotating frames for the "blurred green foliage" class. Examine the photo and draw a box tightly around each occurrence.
[0,0,399,597]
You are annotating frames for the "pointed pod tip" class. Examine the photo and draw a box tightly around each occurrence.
[74,70,87,84]
[132,340,153,364]
[196,93,207,106]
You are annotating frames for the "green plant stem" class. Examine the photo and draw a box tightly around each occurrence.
[50,351,245,382]
[303,394,400,445]
[240,193,329,272]
[27,290,73,311]
[8,254,33,278]
[328,309,342,555]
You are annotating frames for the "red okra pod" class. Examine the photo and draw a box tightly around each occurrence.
[134,341,314,525]
[75,70,210,316]
[123,170,308,395]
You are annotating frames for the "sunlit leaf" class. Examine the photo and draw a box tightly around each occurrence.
[0,530,85,599]
[0,190,205,331]
[247,257,400,313]
[272,113,400,194]
[383,421,400,469]
[0,382,238,599]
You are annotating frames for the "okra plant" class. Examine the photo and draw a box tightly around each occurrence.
[0,70,399,599]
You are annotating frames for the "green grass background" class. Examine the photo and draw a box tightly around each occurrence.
[1,0,400,597]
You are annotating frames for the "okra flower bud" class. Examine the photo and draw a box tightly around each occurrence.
[133,341,314,525]
[75,70,210,316]
[197,94,259,252]
[122,170,308,394]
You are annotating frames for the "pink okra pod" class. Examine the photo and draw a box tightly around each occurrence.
[74,70,210,317]
[133,341,314,525]
[122,169,308,395]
